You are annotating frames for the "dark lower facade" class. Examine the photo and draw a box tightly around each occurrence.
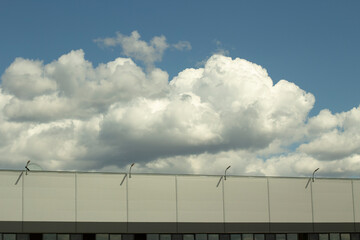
[0,231,360,240]
[1,222,360,234]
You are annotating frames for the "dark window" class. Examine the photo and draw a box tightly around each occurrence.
[147,235,159,240]
[330,234,340,240]
[96,235,109,240]
[287,235,297,240]
[160,235,171,240]
[209,235,219,240]
[266,234,275,240]
[71,235,82,240]
[57,235,69,240]
[110,235,121,240]
[230,235,241,240]
[183,235,194,240]
[220,235,230,240]
[83,235,95,240]
[196,235,206,240]
[308,234,319,240]
[351,234,360,240]
[43,235,56,240]
[123,235,134,240]
[243,235,253,240]
[17,235,29,240]
[4,234,16,240]
[319,234,328,240]
[298,234,307,240]
[134,235,146,240]
[171,235,182,240]
[30,235,42,240]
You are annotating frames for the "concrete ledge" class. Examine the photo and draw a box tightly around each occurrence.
[270,223,313,233]
[313,223,355,233]
[225,223,269,233]
[0,221,22,233]
[178,223,225,233]
[0,221,358,233]
[23,222,76,233]
[128,222,177,233]
[355,223,360,232]
[77,222,127,233]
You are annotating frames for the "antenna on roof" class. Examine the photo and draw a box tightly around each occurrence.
[312,168,319,182]
[129,163,135,178]
[224,165,231,180]
[25,160,31,175]
[305,167,320,189]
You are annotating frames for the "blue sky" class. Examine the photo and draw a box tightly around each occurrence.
[0,1,359,176]
[1,1,359,114]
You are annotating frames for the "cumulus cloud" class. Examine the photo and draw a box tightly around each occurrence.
[1,35,360,177]
[2,49,169,122]
[2,58,57,100]
[172,41,192,51]
[95,31,191,69]
[299,106,360,160]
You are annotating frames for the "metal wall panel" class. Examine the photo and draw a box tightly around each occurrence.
[353,180,360,223]
[312,179,354,223]
[76,173,127,222]
[128,175,176,222]
[23,172,76,221]
[268,178,312,222]
[0,170,359,233]
[224,177,269,222]
[177,176,223,222]
[0,171,23,221]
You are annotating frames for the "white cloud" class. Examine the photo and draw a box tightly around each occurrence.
[2,49,169,122]
[95,31,169,69]
[2,58,57,100]
[95,31,191,69]
[1,37,360,177]
[172,41,192,51]
[299,106,360,160]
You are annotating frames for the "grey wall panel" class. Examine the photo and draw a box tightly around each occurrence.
[128,175,176,222]
[0,171,22,222]
[224,177,269,223]
[177,176,223,222]
[23,172,76,222]
[268,178,312,223]
[312,179,354,223]
[353,180,360,223]
[76,173,127,222]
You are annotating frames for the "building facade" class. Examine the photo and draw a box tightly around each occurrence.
[0,170,359,240]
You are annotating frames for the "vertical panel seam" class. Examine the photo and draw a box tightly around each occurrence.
[267,178,271,232]
[126,173,129,233]
[222,177,226,233]
[22,172,24,233]
[310,181,315,233]
[175,175,178,233]
[75,172,77,233]
[351,180,356,230]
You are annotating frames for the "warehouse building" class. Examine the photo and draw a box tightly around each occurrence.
[0,170,359,240]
